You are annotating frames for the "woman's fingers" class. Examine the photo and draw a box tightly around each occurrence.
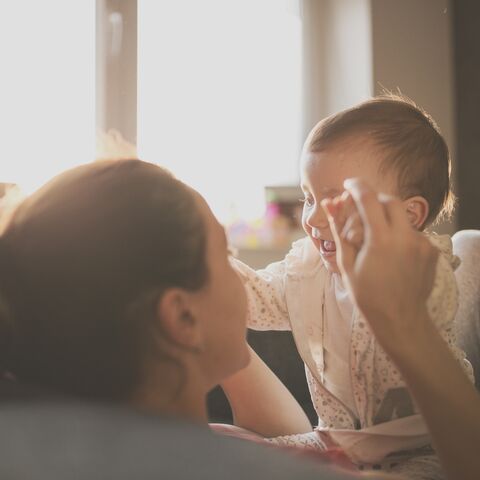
[324,192,364,250]
[342,211,364,249]
[343,178,388,240]
[322,199,356,275]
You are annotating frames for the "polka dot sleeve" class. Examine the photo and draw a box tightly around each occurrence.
[233,258,291,331]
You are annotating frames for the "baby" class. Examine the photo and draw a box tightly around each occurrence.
[234,95,473,480]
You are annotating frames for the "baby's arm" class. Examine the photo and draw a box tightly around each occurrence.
[233,258,291,331]
[219,259,306,436]
[221,346,312,437]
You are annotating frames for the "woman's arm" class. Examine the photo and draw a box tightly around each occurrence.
[323,178,480,480]
[388,312,480,480]
[220,346,312,437]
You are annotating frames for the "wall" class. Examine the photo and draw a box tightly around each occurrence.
[371,0,456,234]
[302,0,373,136]
[453,0,480,229]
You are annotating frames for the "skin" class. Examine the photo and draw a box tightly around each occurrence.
[132,192,250,423]
[323,178,480,480]
[221,346,312,437]
[301,136,428,273]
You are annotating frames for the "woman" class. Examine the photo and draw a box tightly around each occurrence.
[322,178,480,480]
[0,158,310,435]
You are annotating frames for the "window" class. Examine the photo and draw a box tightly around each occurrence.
[0,0,303,223]
[137,0,303,221]
[0,1,95,193]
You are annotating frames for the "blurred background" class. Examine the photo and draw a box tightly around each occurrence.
[1,1,479,250]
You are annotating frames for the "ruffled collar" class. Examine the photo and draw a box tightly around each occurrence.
[285,236,323,277]
[427,233,460,270]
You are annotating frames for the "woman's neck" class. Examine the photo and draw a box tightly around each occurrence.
[131,362,209,425]
[163,387,209,425]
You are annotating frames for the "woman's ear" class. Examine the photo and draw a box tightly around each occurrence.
[154,289,204,352]
[403,196,430,230]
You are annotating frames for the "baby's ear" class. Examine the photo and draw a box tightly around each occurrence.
[403,196,429,230]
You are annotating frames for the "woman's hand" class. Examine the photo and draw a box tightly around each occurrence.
[321,178,439,354]
[323,179,480,480]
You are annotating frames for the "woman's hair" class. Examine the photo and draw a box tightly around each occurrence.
[0,159,208,400]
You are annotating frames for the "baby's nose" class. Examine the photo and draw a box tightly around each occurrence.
[307,204,329,229]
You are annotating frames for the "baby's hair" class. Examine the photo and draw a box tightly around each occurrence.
[304,93,455,227]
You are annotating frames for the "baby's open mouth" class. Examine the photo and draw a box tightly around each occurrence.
[320,239,336,253]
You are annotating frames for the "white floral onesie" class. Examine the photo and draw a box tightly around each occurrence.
[235,234,474,480]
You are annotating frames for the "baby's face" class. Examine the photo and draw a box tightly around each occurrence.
[300,137,398,273]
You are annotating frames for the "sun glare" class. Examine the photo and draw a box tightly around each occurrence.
[138,0,303,222]
[0,1,95,194]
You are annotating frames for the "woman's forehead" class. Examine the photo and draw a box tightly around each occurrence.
[192,191,226,247]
